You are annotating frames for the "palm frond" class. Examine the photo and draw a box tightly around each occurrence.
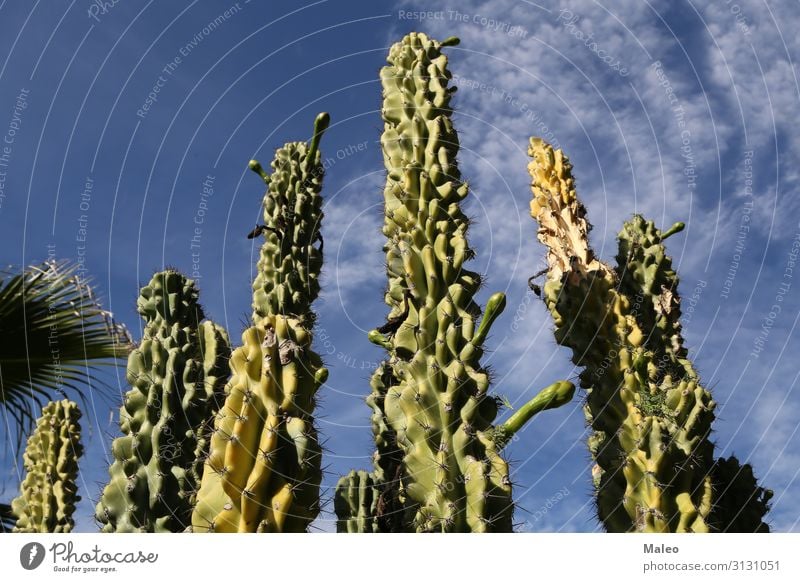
[0,260,132,447]
[0,502,14,533]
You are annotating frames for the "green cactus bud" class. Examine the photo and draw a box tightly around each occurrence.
[493,381,576,449]
[95,270,231,532]
[192,114,330,533]
[12,400,83,533]
[527,137,770,532]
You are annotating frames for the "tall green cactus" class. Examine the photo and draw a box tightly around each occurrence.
[95,270,231,532]
[527,137,770,532]
[335,33,573,533]
[191,113,330,533]
[11,399,83,533]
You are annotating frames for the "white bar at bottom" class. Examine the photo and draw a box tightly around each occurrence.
[2,533,797,581]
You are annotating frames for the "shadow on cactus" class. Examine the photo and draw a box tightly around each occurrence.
[526,137,771,532]
[335,33,574,533]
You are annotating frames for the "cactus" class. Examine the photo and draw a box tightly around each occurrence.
[95,270,231,532]
[334,33,574,533]
[334,470,380,533]
[191,113,330,533]
[710,456,772,532]
[335,362,407,533]
[527,137,770,532]
[11,400,83,533]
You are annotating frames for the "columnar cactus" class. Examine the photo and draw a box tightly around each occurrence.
[335,33,573,533]
[334,470,380,533]
[191,113,330,533]
[527,137,770,532]
[335,361,407,533]
[12,400,83,533]
[95,270,231,532]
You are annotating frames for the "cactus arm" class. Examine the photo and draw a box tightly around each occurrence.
[660,221,685,240]
[12,400,83,533]
[306,112,331,165]
[470,292,506,348]
[95,271,231,532]
[192,114,330,533]
[367,329,394,350]
[493,381,575,449]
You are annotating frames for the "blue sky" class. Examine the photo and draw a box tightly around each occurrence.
[0,0,798,532]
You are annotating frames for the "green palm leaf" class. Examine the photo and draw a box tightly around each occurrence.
[0,260,132,447]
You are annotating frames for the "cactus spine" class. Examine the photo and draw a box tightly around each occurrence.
[527,137,770,532]
[12,400,83,533]
[191,113,330,533]
[95,270,231,532]
[335,33,573,533]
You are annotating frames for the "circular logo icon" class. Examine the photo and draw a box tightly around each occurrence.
[20,542,46,570]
